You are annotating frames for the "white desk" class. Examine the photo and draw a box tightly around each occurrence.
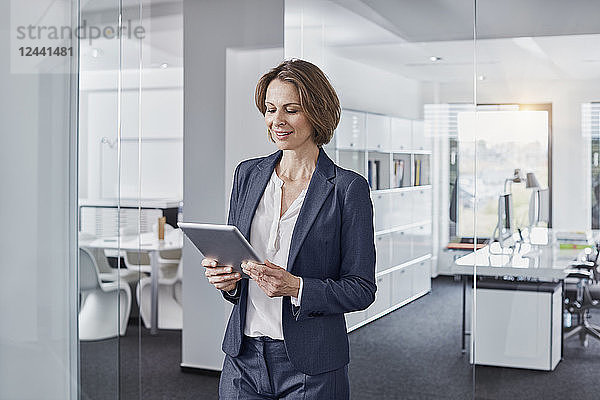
[80,232,183,335]
[451,229,589,365]
[452,241,577,280]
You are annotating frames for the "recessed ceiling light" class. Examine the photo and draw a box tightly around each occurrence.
[159,63,169,69]
[430,56,442,62]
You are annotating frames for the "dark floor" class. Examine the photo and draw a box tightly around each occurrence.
[81,276,600,399]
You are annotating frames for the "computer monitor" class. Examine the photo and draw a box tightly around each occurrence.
[494,193,514,246]
[528,188,549,227]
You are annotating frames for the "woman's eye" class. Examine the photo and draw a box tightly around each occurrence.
[266,109,276,113]
[286,109,298,114]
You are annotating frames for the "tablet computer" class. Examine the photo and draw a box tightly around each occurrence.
[178,222,262,279]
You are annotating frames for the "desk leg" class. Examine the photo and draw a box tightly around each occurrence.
[462,275,467,353]
[150,251,159,335]
[561,279,565,360]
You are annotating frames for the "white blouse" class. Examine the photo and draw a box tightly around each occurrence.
[244,169,305,339]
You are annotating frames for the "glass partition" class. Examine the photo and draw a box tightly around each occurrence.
[285,0,477,397]
[78,0,183,397]
[472,1,600,399]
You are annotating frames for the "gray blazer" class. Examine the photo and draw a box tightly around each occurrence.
[221,148,376,375]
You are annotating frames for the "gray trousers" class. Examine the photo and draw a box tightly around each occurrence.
[219,336,349,399]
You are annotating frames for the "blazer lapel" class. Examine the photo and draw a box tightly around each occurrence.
[287,148,335,274]
[237,150,282,239]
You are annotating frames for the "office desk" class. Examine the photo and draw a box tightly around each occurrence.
[451,234,583,369]
[80,233,183,335]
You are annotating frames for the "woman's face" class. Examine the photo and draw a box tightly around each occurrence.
[265,79,316,152]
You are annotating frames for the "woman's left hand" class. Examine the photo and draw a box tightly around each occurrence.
[242,260,301,298]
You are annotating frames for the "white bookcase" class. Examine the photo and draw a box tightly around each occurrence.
[324,109,433,332]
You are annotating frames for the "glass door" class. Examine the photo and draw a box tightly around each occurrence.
[473,1,600,399]
[285,0,477,397]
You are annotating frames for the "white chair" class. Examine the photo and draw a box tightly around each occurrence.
[135,248,183,330]
[79,231,142,284]
[79,247,132,341]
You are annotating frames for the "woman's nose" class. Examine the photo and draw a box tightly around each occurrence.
[273,112,286,126]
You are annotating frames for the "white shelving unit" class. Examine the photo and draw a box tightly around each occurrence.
[324,109,433,332]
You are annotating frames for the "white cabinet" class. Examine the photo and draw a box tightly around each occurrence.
[391,230,412,267]
[411,120,430,151]
[411,260,431,295]
[333,109,432,333]
[372,192,392,231]
[391,117,412,151]
[412,187,432,223]
[391,268,412,305]
[366,114,391,151]
[375,234,391,273]
[412,224,432,259]
[390,191,412,227]
[336,110,366,149]
[338,150,366,178]
[345,310,366,329]
[367,274,391,318]
[472,281,561,371]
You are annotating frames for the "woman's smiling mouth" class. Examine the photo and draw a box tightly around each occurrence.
[273,130,293,138]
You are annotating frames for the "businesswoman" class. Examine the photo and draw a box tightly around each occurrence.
[202,59,376,399]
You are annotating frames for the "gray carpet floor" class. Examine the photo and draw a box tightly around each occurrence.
[81,276,600,399]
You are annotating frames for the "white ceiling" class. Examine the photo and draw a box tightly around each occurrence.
[78,0,600,83]
[288,0,600,83]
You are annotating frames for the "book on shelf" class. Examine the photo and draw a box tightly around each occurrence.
[394,159,405,187]
[367,160,380,190]
[414,159,421,186]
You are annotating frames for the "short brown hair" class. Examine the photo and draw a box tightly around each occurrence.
[255,59,341,147]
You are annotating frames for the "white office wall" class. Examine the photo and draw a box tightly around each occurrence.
[423,79,597,231]
[326,53,422,120]
[182,0,284,371]
[225,47,285,207]
[0,1,77,398]
[79,68,183,200]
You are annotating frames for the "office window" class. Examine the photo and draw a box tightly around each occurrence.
[585,102,600,228]
[456,105,551,239]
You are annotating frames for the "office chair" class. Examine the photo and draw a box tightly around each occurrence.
[563,244,600,347]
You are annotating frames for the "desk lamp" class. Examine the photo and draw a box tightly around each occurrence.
[526,172,540,190]
[504,168,525,193]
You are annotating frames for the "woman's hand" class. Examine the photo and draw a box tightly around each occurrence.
[202,258,242,292]
[242,260,301,298]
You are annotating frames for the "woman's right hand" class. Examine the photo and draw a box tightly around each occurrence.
[202,258,242,292]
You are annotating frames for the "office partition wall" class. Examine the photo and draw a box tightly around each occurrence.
[472,1,600,398]
[285,0,477,397]
[77,0,183,398]
[0,1,79,398]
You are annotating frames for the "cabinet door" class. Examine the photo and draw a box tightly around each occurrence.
[412,223,432,259]
[336,110,366,149]
[412,260,431,296]
[372,192,391,231]
[389,191,412,228]
[366,114,391,151]
[391,268,412,305]
[338,150,366,178]
[411,120,430,151]
[412,187,432,223]
[375,233,392,273]
[390,230,411,267]
[345,310,366,330]
[390,117,412,151]
[367,274,391,318]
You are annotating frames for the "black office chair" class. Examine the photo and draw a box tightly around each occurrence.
[564,245,600,347]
